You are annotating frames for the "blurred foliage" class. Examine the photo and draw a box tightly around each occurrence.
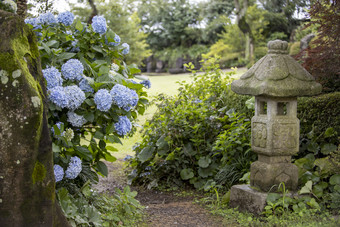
[295,0,340,93]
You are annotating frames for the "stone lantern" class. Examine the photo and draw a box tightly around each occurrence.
[229,40,322,213]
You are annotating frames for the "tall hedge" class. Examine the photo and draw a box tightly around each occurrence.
[298,92,340,139]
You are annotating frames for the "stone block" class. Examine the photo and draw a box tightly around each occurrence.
[229,185,268,215]
[250,161,298,191]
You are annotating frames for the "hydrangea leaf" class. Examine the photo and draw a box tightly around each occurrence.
[96,161,108,177]
[75,146,93,161]
[58,52,76,61]
[75,19,83,32]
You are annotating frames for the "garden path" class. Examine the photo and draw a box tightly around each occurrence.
[94,160,224,227]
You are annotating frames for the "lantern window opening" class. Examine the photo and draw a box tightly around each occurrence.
[259,101,267,115]
[277,102,288,115]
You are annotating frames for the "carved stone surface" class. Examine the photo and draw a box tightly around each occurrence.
[250,161,298,191]
[272,123,297,149]
[252,122,267,148]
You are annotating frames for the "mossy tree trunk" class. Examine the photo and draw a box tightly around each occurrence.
[0,10,70,226]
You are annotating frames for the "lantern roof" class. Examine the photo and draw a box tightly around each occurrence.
[231,40,322,97]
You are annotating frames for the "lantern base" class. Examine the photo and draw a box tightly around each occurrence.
[229,184,298,215]
[229,184,268,215]
[250,160,298,191]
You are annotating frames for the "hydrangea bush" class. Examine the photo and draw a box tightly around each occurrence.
[25,11,149,187]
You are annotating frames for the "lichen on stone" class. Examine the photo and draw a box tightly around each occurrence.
[12,79,19,87]
[0,69,9,84]
[31,96,41,108]
[12,69,21,78]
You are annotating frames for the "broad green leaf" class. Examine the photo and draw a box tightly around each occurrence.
[58,52,76,61]
[46,40,59,47]
[183,142,196,156]
[99,140,106,149]
[52,143,60,153]
[320,143,337,155]
[330,174,340,185]
[299,180,313,194]
[96,161,108,176]
[106,135,122,145]
[98,65,110,75]
[75,19,83,32]
[198,156,211,168]
[266,193,281,203]
[75,146,93,161]
[84,112,94,122]
[106,122,116,134]
[104,153,117,162]
[137,147,155,163]
[324,127,335,138]
[94,130,104,140]
[106,146,118,152]
[307,141,319,154]
[92,46,104,54]
[180,168,194,180]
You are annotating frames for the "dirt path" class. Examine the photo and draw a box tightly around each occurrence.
[94,161,224,227]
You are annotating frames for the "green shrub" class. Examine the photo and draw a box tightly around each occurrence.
[57,184,144,226]
[298,92,340,140]
[289,42,300,55]
[128,58,255,190]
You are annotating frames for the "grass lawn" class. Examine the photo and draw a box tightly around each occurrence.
[112,68,247,159]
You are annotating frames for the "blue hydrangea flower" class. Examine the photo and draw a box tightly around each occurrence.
[121,43,129,55]
[48,86,68,108]
[109,34,121,46]
[123,155,133,161]
[54,164,64,182]
[65,156,82,179]
[130,80,138,84]
[70,40,80,53]
[115,116,132,136]
[79,77,94,93]
[67,111,87,127]
[110,84,139,111]
[130,90,138,108]
[92,15,107,34]
[42,66,63,89]
[140,80,151,89]
[57,11,74,26]
[94,89,113,112]
[64,85,85,110]
[61,59,84,81]
[51,122,64,136]
[38,12,57,25]
[24,17,42,29]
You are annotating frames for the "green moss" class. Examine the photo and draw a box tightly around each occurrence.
[32,161,46,184]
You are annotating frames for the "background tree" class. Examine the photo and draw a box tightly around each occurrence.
[296,0,340,92]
